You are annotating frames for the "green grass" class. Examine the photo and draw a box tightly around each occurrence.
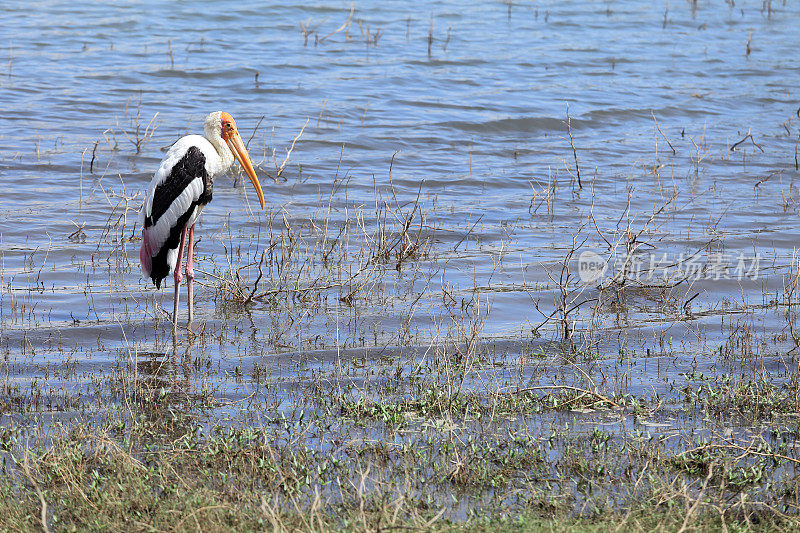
[2,384,799,533]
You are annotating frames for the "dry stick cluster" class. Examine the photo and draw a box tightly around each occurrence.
[531,226,592,344]
[120,94,159,154]
[564,102,582,190]
[304,10,382,48]
[299,8,459,54]
[204,177,431,316]
[529,110,742,357]
[301,5,385,48]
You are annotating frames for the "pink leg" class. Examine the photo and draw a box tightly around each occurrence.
[186,224,196,325]
[172,226,188,328]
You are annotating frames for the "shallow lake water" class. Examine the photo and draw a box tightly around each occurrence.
[2,0,800,485]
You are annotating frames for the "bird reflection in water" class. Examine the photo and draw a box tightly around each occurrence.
[134,334,207,439]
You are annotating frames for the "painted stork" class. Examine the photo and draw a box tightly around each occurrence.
[138,111,265,327]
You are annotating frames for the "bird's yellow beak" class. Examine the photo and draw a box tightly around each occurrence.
[226,131,265,209]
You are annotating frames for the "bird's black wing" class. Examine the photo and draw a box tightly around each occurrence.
[144,145,210,228]
[142,145,212,288]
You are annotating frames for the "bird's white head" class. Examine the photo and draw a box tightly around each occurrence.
[204,111,265,209]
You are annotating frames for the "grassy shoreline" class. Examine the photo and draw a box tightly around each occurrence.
[3,363,799,532]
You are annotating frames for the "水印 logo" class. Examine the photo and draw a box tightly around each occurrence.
[578,250,608,283]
